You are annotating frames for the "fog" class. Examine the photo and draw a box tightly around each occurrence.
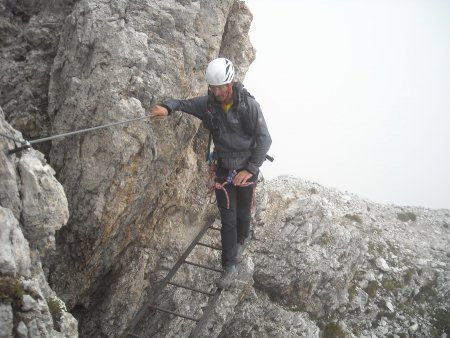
[243,0,450,210]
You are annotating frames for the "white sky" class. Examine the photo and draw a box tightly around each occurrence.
[243,0,450,210]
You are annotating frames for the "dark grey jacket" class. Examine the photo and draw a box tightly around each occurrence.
[162,82,271,175]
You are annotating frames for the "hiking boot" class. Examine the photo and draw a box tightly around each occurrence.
[236,237,250,262]
[215,265,237,290]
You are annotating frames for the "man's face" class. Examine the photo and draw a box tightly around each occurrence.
[210,84,232,103]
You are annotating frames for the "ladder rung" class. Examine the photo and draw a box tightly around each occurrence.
[123,218,222,337]
[125,333,144,338]
[197,242,222,250]
[149,305,200,322]
[167,281,215,296]
[184,260,222,273]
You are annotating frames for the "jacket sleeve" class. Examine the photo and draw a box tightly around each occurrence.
[161,96,209,120]
[246,98,272,175]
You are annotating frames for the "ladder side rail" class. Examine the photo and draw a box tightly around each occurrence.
[124,218,216,337]
[189,289,223,338]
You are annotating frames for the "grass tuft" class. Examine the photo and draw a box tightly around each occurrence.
[0,276,25,304]
[397,212,417,222]
[47,296,67,323]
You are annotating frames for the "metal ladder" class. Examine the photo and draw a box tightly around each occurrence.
[124,218,223,338]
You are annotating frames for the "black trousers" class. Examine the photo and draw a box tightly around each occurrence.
[215,166,257,267]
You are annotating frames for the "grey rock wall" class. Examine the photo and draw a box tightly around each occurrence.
[2,0,449,337]
[250,177,450,337]
[43,0,254,336]
[2,0,255,335]
[130,177,449,337]
[0,0,76,154]
[0,109,77,337]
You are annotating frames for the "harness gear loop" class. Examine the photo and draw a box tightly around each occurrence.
[207,167,256,210]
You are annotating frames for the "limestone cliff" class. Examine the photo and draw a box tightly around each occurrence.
[1,109,77,337]
[1,0,449,338]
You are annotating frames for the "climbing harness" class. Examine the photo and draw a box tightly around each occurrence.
[207,164,256,210]
[1,115,150,155]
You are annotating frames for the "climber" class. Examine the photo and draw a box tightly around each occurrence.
[150,58,272,290]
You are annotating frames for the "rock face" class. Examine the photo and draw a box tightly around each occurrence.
[126,177,450,338]
[1,1,449,338]
[0,109,77,337]
[0,0,76,154]
[2,0,256,336]
[44,1,254,337]
[250,177,450,337]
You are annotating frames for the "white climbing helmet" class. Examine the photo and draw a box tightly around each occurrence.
[205,58,235,85]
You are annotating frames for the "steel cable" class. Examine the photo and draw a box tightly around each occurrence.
[0,132,27,144]
[28,115,150,145]
[1,115,150,154]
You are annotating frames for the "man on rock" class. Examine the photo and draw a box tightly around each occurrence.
[150,58,272,289]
